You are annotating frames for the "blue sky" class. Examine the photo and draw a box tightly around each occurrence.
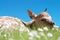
[0,0,60,26]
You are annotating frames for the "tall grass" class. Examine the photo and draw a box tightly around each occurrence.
[0,26,60,40]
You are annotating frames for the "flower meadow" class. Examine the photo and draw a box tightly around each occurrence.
[0,26,60,40]
[0,16,60,40]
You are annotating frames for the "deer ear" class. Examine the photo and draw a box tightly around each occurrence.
[44,8,47,12]
[27,10,36,19]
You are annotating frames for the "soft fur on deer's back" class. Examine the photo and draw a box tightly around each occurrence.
[0,16,28,31]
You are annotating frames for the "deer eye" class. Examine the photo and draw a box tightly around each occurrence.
[41,18,46,21]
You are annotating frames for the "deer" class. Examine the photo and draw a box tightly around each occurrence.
[0,9,55,32]
[23,8,55,29]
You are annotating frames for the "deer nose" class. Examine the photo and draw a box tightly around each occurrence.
[51,22,55,25]
[48,21,55,25]
[46,20,55,25]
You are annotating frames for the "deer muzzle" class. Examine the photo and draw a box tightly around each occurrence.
[46,20,55,25]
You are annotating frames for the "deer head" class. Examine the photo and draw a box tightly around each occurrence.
[23,8,55,28]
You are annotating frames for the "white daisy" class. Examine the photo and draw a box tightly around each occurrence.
[57,37,60,40]
[47,33,53,37]
[43,27,48,31]
[38,28,43,32]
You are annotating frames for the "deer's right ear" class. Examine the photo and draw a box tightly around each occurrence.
[27,10,36,19]
[44,8,47,12]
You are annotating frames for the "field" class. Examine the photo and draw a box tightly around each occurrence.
[0,26,60,40]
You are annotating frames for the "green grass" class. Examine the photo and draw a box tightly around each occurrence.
[0,26,60,40]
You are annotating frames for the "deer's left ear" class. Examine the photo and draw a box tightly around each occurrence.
[27,10,37,19]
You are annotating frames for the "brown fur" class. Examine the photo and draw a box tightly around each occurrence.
[23,9,55,28]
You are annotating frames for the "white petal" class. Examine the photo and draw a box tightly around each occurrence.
[57,37,60,40]
[38,28,43,32]
[4,34,7,37]
[47,33,53,37]
[43,27,48,31]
